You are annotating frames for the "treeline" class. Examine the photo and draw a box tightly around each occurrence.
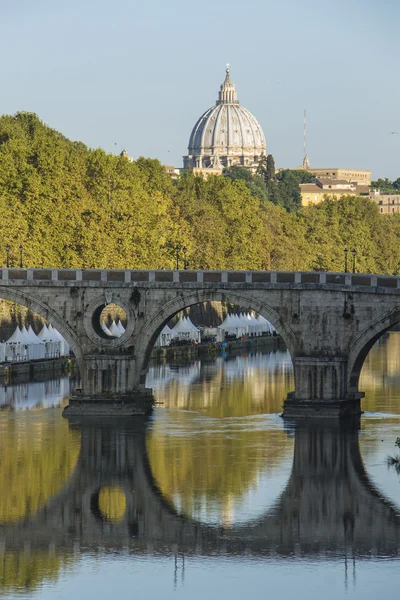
[0,112,399,275]
[371,177,400,194]
[224,156,315,212]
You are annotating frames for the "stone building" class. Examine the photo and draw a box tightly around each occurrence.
[304,167,371,186]
[183,67,266,174]
[299,178,360,206]
[369,189,400,214]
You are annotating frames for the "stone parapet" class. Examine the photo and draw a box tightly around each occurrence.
[0,268,399,292]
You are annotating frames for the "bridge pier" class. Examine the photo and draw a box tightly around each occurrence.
[283,357,363,419]
[63,355,154,417]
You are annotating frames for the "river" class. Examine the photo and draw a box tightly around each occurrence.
[0,334,400,599]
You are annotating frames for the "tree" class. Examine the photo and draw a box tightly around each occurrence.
[265,154,276,184]
[0,111,398,280]
[274,169,314,213]
[371,178,396,193]
[222,166,268,203]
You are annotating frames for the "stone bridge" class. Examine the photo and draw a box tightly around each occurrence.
[0,268,399,417]
[0,419,399,558]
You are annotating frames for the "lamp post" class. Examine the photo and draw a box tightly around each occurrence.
[175,245,180,270]
[344,248,348,273]
[183,247,188,270]
[352,249,357,273]
[19,244,23,269]
[5,244,10,269]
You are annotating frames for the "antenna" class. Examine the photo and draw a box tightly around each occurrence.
[303,109,310,169]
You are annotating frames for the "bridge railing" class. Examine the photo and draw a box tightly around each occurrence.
[0,269,399,289]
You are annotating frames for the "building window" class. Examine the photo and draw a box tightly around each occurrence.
[306,195,310,201]
[393,208,395,213]
[378,201,383,205]
[380,208,383,213]
[315,195,318,201]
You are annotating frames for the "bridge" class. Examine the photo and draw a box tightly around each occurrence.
[0,267,399,417]
[1,419,399,559]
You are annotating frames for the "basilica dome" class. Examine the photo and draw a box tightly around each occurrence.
[183,67,266,171]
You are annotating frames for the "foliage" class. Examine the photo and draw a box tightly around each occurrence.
[274,169,315,213]
[0,412,81,523]
[0,112,399,275]
[146,361,294,520]
[371,177,400,194]
[222,166,268,202]
[0,551,74,595]
[299,196,400,274]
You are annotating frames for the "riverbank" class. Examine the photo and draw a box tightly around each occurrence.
[0,357,76,384]
[151,335,284,363]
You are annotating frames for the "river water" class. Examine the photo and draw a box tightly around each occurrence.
[0,334,400,599]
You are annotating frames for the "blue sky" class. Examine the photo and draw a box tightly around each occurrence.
[1,0,399,179]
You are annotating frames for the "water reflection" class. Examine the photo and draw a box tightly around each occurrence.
[146,349,294,416]
[360,332,400,414]
[0,377,74,410]
[1,420,399,570]
[0,337,399,598]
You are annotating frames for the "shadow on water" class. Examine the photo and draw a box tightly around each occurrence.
[1,417,400,560]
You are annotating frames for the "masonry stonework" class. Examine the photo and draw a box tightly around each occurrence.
[0,268,399,418]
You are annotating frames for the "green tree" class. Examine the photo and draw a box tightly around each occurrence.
[0,111,398,279]
[371,178,396,193]
[265,154,276,184]
[222,166,268,203]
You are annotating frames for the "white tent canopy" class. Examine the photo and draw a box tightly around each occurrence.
[217,314,246,341]
[256,315,274,334]
[1,322,72,364]
[38,324,60,358]
[172,317,196,340]
[183,317,201,342]
[108,320,122,337]
[155,324,176,347]
[116,321,126,336]
[22,325,46,360]
[27,325,44,344]
[101,320,113,337]
[6,326,29,345]
[4,327,29,363]
[48,324,70,356]
[217,311,277,341]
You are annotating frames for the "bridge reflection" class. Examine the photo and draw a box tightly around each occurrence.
[1,418,399,561]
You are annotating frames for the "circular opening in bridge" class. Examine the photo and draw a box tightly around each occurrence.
[97,486,127,523]
[92,304,127,340]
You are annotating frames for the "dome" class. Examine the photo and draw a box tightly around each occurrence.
[183,67,266,171]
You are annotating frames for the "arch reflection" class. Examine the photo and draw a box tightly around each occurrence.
[0,418,399,566]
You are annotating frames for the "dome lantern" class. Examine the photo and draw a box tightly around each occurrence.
[183,66,266,172]
[217,66,239,105]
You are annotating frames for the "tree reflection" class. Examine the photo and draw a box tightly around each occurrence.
[0,412,81,523]
[1,415,400,600]
[146,351,294,522]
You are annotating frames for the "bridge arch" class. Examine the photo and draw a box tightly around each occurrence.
[347,307,400,396]
[0,286,84,365]
[136,289,299,383]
